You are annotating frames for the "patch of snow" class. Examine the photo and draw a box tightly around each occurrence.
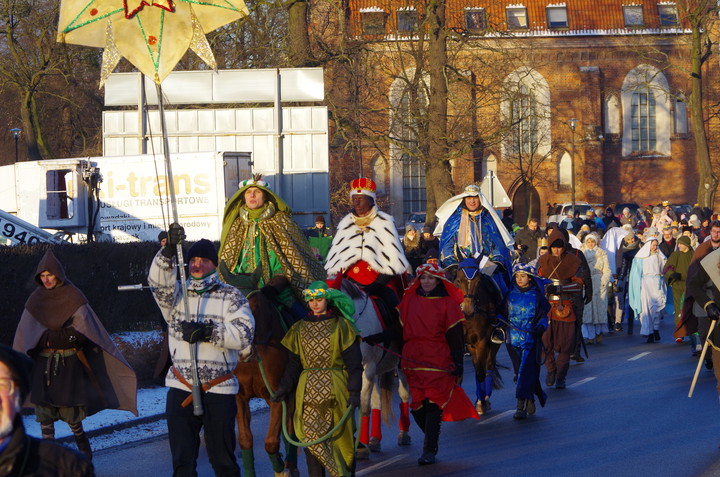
[23,387,268,451]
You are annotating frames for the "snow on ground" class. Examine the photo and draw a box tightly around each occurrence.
[24,387,269,451]
[23,329,270,451]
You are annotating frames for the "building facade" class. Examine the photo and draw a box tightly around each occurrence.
[325,0,720,225]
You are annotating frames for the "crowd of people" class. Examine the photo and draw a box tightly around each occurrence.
[6,180,720,476]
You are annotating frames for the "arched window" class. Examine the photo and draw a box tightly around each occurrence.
[501,68,551,159]
[604,94,620,135]
[558,151,571,189]
[389,70,429,221]
[621,65,671,156]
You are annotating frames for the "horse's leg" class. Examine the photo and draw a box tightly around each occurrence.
[235,395,256,477]
[356,361,375,460]
[264,400,286,476]
[369,374,383,452]
[397,369,411,446]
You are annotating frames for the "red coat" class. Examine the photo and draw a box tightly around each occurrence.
[399,289,478,421]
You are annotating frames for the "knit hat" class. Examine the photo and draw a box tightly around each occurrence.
[349,177,377,201]
[422,225,432,234]
[158,231,168,242]
[677,235,692,248]
[315,215,325,224]
[0,345,33,401]
[188,239,218,266]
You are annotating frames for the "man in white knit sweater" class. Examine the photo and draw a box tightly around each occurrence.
[149,227,254,477]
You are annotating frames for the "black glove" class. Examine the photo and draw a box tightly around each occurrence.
[271,384,292,403]
[450,362,464,377]
[347,392,360,409]
[261,284,280,300]
[706,303,720,320]
[161,223,185,258]
[546,284,559,295]
[168,223,185,246]
[180,321,213,344]
[362,331,387,346]
[669,272,682,284]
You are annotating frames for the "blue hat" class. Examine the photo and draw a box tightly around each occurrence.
[512,262,537,277]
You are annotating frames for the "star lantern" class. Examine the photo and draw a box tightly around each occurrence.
[58,0,248,85]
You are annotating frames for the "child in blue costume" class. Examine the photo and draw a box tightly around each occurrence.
[500,262,550,419]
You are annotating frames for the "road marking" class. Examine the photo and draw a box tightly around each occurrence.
[569,377,596,388]
[628,352,651,361]
[477,410,514,425]
[357,455,406,475]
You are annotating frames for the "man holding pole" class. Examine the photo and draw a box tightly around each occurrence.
[149,227,255,477]
[686,244,720,398]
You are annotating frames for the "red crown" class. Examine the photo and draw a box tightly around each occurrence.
[349,177,377,199]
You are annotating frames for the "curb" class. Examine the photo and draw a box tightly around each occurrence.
[56,413,167,445]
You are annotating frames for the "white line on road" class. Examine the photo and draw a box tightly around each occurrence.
[477,410,514,425]
[569,377,596,388]
[628,352,651,361]
[357,455,406,475]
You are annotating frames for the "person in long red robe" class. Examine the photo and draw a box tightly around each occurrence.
[399,263,478,466]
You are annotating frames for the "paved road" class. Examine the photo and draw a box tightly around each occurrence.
[93,319,720,476]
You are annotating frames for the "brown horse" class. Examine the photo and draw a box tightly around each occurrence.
[454,260,504,415]
[221,266,298,477]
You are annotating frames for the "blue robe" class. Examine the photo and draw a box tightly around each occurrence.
[440,207,513,295]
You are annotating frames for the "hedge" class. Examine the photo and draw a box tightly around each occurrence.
[1,242,168,345]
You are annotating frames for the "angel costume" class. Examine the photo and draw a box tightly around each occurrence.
[629,237,667,339]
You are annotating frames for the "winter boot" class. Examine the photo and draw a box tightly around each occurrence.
[418,403,441,466]
[513,399,528,420]
[653,330,661,341]
[40,422,55,440]
[526,399,536,416]
[69,422,92,461]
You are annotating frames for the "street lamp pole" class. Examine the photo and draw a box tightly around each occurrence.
[9,128,21,162]
[568,118,577,217]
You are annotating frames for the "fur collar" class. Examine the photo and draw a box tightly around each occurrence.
[325,210,410,276]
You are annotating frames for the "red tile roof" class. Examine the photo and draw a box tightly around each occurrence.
[349,0,689,37]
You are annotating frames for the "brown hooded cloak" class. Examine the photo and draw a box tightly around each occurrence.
[13,250,137,416]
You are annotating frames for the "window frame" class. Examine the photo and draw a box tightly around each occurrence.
[623,5,645,28]
[506,6,529,30]
[396,8,418,33]
[546,5,569,29]
[361,10,388,36]
[464,8,487,33]
[657,3,679,27]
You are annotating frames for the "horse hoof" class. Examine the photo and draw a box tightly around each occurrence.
[368,436,382,452]
[356,445,371,460]
[397,431,411,446]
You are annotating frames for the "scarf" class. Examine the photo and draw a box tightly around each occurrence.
[458,209,481,249]
[351,207,378,228]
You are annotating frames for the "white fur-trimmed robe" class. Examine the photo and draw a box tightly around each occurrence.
[325,209,411,277]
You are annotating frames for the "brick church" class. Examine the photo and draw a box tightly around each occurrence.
[323,0,720,225]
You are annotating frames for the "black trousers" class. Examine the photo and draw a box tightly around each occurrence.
[166,388,240,477]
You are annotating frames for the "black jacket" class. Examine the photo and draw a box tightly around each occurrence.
[0,420,94,476]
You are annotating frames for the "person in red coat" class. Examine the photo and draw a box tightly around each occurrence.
[398,263,478,466]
